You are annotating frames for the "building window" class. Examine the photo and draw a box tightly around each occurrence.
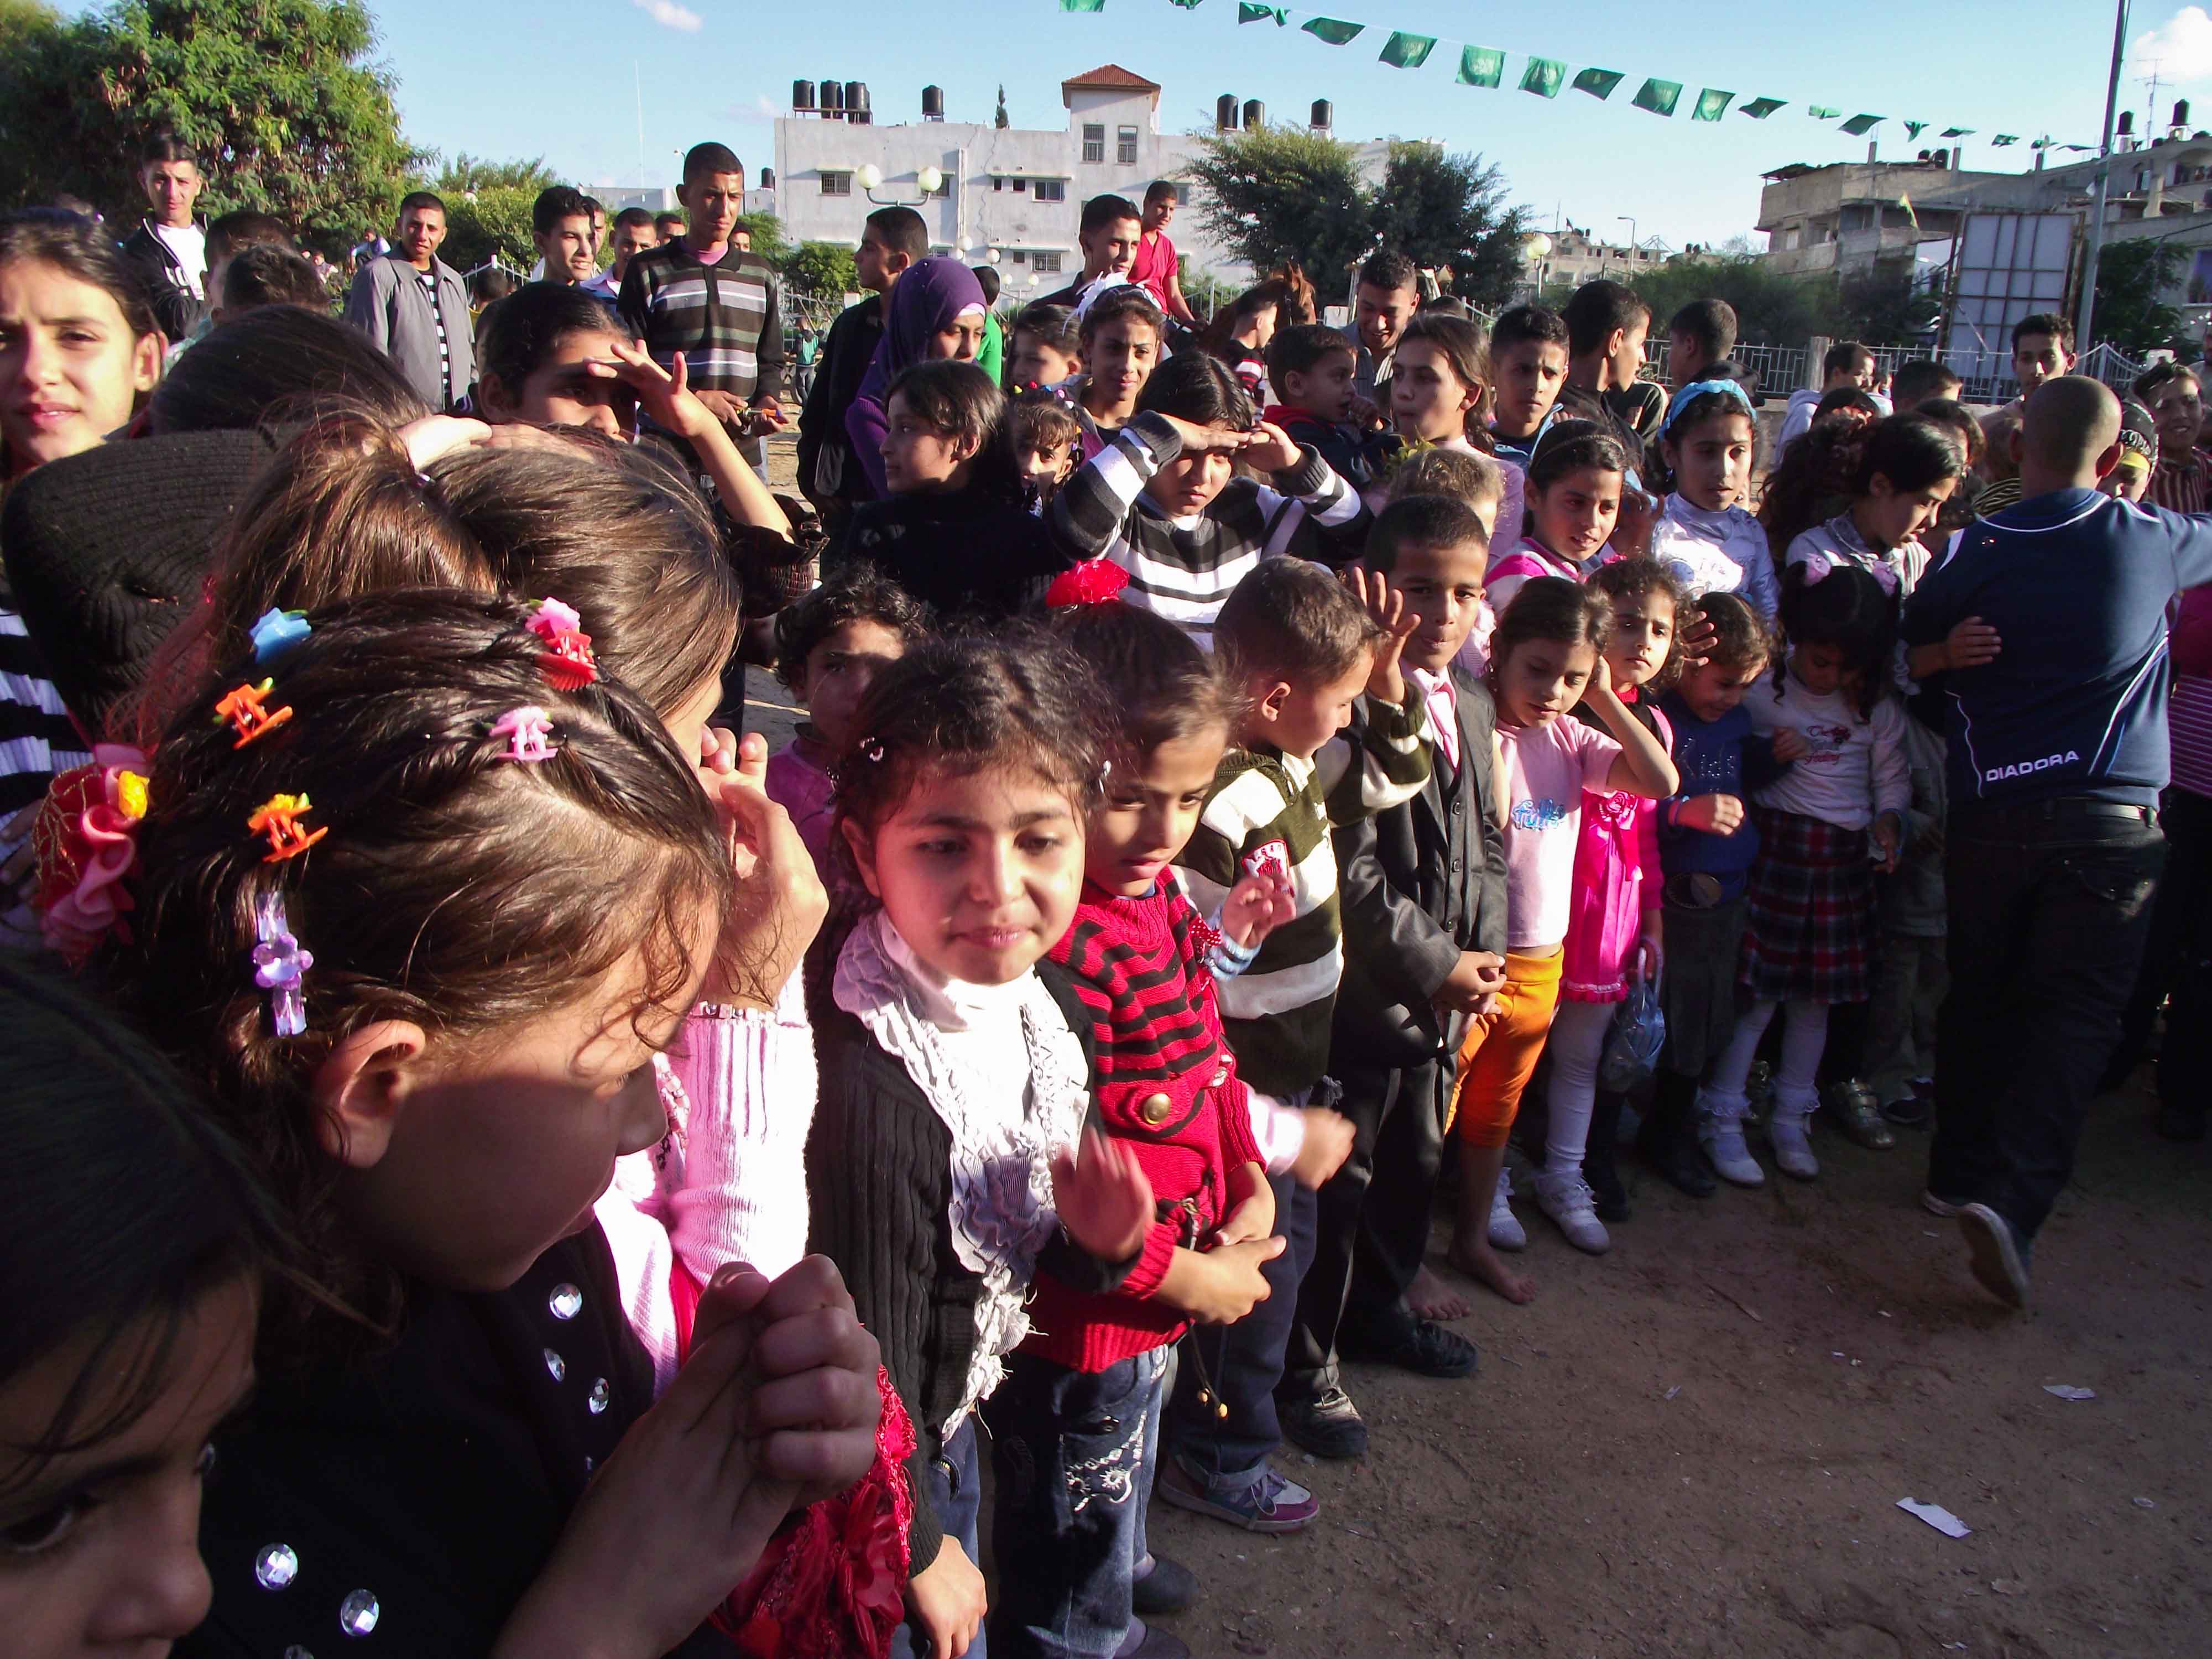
[1083,123,1105,164]
[992,175,1004,191]
[1010,249,1026,264]
[1014,177,1026,192]
[1118,126,1139,165]
[820,170,851,196]
[1033,251,1063,275]
[1034,179,1065,202]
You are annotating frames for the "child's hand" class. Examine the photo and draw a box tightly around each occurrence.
[1181,1236,1284,1323]
[1613,487,1658,556]
[1241,420,1305,473]
[398,412,492,470]
[1770,727,1809,763]
[1871,811,1902,874]
[1290,1107,1355,1189]
[1340,566,1421,703]
[1635,914,1665,983]
[1158,414,1251,456]
[588,339,709,439]
[1944,615,2003,670]
[1347,393,1386,431]
[1434,949,1507,1013]
[1052,1129,1155,1262]
[905,1537,987,1659]
[707,1258,884,1505]
[1674,604,1717,668]
[1212,1181,1276,1248]
[705,732,829,1010]
[1676,792,1746,836]
[1220,868,1295,947]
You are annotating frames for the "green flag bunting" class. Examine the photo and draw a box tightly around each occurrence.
[1167,0,1203,7]
[1059,0,1104,9]
[1302,15,1363,43]
[1457,45,1505,87]
[1520,58,1566,98]
[1902,119,1927,139]
[1236,1,1287,18]
[1839,113,1884,135]
[1741,97,1787,119]
[1807,105,1841,120]
[1940,127,1974,138]
[1379,30,1435,67]
[1991,134,2018,145]
[1632,78,1682,116]
[1692,88,1734,121]
[1572,68,1624,100]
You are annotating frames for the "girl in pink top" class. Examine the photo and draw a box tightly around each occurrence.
[1448,577,1679,1306]
[1534,558,1680,1256]
[1485,422,1627,612]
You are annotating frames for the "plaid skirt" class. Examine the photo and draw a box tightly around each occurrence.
[1739,808,1876,1004]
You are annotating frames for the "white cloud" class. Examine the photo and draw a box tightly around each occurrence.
[2133,7,2212,85]
[633,0,702,32]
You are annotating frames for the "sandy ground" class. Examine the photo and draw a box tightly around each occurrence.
[753,436,2212,1659]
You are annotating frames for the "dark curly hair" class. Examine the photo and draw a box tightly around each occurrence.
[1051,598,1245,764]
[1756,403,1884,568]
[773,562,931,695]
[1589,555,1686,693]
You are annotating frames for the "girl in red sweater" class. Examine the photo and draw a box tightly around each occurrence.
[983,578,1293,1659]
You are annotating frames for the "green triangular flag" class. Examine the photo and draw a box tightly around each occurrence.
[1237,1,1287,19]
[1301,16,1363,44]
[1379,31,1436,68]
[1940,127,1973,138]
[1902,119,1928,140]
[1520,58,1566,98]
[1807,105,1841,120]
[2031,134,2053,148]
[1457,45,1505,88]
[1991,134,2018,146]
[1572,68,1625,100]
[1839,113,1884,135]
[1632,78,1683,116]
[1692,88,1734,122]
[1741,97,1787,119]
[2060,143,2095,152]
[1058,0,1105,11]
[1168,0,1203,7]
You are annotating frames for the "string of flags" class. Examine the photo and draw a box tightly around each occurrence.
[1060,0,2099,154]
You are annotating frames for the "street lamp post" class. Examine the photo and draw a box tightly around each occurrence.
[856,163,943,207]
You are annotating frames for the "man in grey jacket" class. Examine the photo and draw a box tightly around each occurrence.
[343,192,474,411]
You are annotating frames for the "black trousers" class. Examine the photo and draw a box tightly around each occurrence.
[1281,1052,1448,1404]
[2117,787,2212,1085]
[1927,800,2165,1239]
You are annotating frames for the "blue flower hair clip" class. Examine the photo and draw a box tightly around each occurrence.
[251,608,312,664]
[251,890,313,1037]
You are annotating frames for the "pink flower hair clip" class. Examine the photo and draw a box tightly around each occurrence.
[525,597,598,691]
[491,706,559,763]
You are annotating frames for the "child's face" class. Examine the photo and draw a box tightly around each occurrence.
[1011,329,1079,387]
[1144,444,1236,518]
[1604,588,1674,689]
[484,324,632,435]
[535,214,598,285]
[801,619,909,753]
[1676,654,1765,723]
[1082,319,1159,413]
[1391,539,1490,674]
[1861,471,1957,549]
[679,169,745,250]
[881,390,972,493]
[1282,349,1358,422]
[2012,331,2070,394]
[0,259,159,474]
[1664,410,1755,512]
[1530,465,1622,560]
[2147,374,2202,456]
[1666,331,1710,389]
[1390,337,1478,441]
[928,308,986,364]
[0,1272,256,1656]
[1491,338,1568,437]
[1252,653,1371,761]
[1495,637,1597,728]
[1090,723,1229,897]
[1017,439,1075,494]
[1791,641,1857,699]
[847,761,1084,985]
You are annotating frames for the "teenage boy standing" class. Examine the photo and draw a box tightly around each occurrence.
[799,204,927,519]
[120,133,209,343]
[1561,279,1662,451]
[1344,250,1420,404]
[343,191,475,411]
[1039,194,1143,307]
[1778,341,1877,452]
[586,207,657,304]
[1130,180,1196,322]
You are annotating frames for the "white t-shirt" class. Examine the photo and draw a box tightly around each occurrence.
[1497,714,1623,951]
[152,222,206,298]
[1745,665,1912,832]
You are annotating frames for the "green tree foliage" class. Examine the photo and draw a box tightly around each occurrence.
[1366,142,1527,309]
[2094,239,2191,358]
[433,153,561,196]
[1183,268,1237,320]
[437,186,536,275]
[0,0,418,243]
[785,239,858,299]
[1630,253,1839,348]
[737,211,791,268]
[1834,259,1942,345]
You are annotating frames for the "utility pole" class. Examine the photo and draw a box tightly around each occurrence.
[2078,0,2131,352]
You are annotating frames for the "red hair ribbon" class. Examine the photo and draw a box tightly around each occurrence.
[1045,561,1130,609]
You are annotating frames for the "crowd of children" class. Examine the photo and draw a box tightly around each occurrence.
[4,151,2210,1659]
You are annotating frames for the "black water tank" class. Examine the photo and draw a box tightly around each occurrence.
[923,85,943,121]
[1216,93,1238,131]
[1932,149,1949,168]
[2120,111,2136,137]
[1310,98,1332,129]
[847,82,870,117]
[760,167,775,190]
[821,79,843,112]
[2176,99,2192,128]
[1244,99,1264,130]
[792,79,815,111]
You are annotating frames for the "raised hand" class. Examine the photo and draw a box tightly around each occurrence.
[705,731,827,1010]
[1220,868,1295,948]
[1339,566,1421,703]
[1052,1128,1155,1262]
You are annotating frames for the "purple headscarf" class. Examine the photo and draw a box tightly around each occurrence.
[845,257,988,499]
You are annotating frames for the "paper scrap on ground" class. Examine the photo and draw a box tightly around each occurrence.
[1897,1498,1972,1538]
[2043,1384,2096,1401]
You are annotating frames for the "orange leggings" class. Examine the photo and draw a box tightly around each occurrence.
[1447,950,1566,1149]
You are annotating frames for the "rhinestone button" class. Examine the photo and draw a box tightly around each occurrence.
[547,1282,582,1321]
[544,1348,566,1383]
[1139,1091,1172,1125]
[254,1542,299,1590]
[587,1376,610,1415]
[337,1589,380,1636]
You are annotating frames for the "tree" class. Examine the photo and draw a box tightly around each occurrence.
[785,239,858,300]
[1186,124,1373,286]
[1835,259,1942,345]
[0,0,418,243]
[433,153,560,196]
[737,211,791,268]
[1630,253,1839,347]
[2094,239,2191,358]
[1365,142,1526,310]
[1184,268,1236,321]
[438,186,535,274]
[995,84,1009,130]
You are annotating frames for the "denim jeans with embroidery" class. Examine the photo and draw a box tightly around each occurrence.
[890,1415,987,1659]
[980,1345,1168,1658]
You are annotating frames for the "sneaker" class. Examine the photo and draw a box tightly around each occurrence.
[1533,1168,1611,1254]
[1157,1458,1319,1534]
[1341,1317,1479,1379]
[1279,1386,1369,1460]
[1881,1093,1933,1129]
[1822,1078,1896,1150]
[1696,1087,1766,1187]
[1958,1202,2031,1310]
[1131,1554,1200,1618]
[1920,1189,1964,1218]
[1767,1086,1820,1181]
[1488,1167,1527,1251]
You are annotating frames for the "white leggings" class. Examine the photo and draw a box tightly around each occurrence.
[1542,998,1619,1173]
[1708,998,1830,1097]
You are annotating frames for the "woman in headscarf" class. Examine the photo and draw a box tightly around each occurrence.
[844,257,988,500]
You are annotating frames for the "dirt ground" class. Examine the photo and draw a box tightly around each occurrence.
[751,437,2212,1659]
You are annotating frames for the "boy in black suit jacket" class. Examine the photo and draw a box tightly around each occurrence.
[1279,495,1510,1459]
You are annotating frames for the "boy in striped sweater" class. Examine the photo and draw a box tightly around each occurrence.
[1049,349,1370,650]
[1160,558,1432,1533]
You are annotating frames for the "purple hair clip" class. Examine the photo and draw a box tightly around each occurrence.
[251,891,313,1037]
[491,706,559,763]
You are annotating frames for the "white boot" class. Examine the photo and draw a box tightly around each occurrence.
[1697,1088,1766,1187]
[1535,1167,1611,1254]
[1488,1165,1527,1251]
[1768,1084,1821,1181]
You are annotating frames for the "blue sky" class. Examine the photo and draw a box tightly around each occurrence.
[207,0,2189,247]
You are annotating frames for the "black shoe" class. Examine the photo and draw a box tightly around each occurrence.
[1131,1553,1201,1618]
[1880,1093,1933,1129]
[1125,1620,1191,1658]
[1340,1317,1479,1379]
[1586,1094,1631,1222]
[1279,1386,1370,1459]
[2156,1099,2208,1142]
[1958,1203,2031,1310]
[1637,1120,1716,1197]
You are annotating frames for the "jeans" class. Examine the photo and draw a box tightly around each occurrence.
[981,1348,1168,1659]
[1166,1172,1312,1486]
[1927,801,2165,1239]
[890,1416,986,1659]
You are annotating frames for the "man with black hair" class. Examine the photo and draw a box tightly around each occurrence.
[653,210,685,243]
[1893,358,1964,409]
[973,264,1004,384]
[167,211,296,360]
[343,190,474,411]
[1780,340,1877,452]
[592,207,658,304]
[119,133,209,343]
[1131,179,1196,323]
[1563,279,1662,448]
[531,185,600,292]
[1345,249,1418,403]
[1037,194,1142,307]
[799,204,927,522]
[1667,298,1738,388]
